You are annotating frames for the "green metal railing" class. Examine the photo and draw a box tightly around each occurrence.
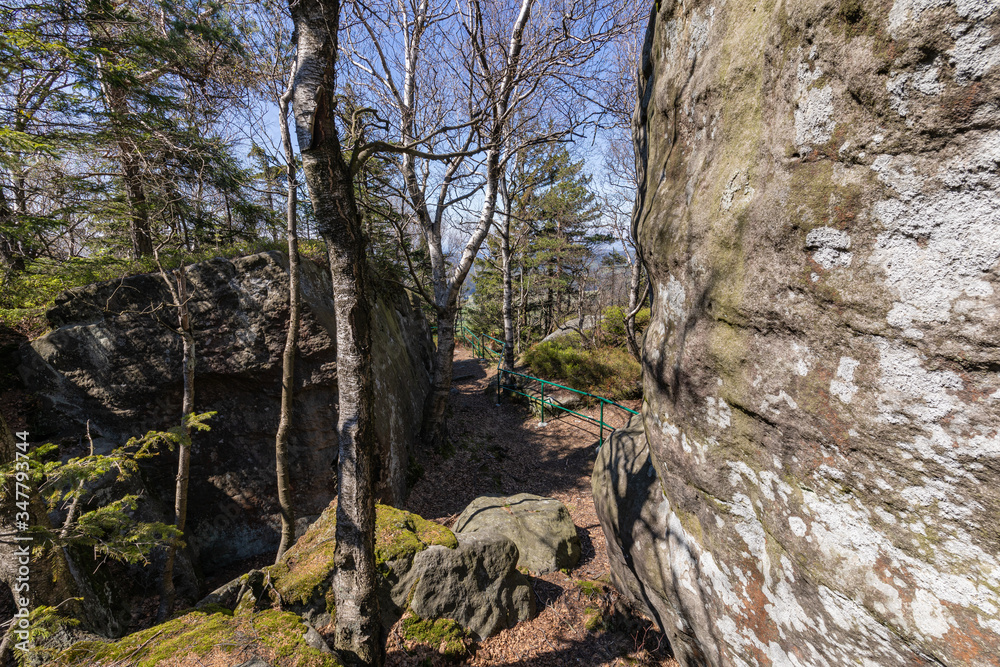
[458,324,503,361]
[453,318,638,446]
[496,365,638,446]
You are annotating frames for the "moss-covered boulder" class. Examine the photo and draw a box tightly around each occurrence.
[204,502,532,641]
[48,606,340,667]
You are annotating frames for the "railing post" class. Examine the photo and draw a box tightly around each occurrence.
[539,381,546,425]
[599,399,605,446]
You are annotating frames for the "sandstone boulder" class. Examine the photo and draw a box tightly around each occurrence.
[407,532,536,639]
[17,251,433,572]
[207,503,535,641]
[599,0,1000,664]
[454,493,581,574]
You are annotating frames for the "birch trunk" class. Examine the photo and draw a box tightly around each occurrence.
[624,258,646,361]
[500,178,515,371]
[288,0,381,662]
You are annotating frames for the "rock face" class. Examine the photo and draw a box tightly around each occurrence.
[17,252,433,570]
[595,0,1000,664]
[454,493,581,574]
[592,417,693,659]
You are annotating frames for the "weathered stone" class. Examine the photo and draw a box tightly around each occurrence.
[454,493,581,573]
[539,315,597,343]
[599,0,1000,664]
[17,251,433,573]
[546,389,585,411]
[302,623,332,653]
[407,532,536,640]
[215,502,534,640]
[592,417,711,666]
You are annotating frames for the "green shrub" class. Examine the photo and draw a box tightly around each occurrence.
[598,305,651,346]
[601,305,627,340]
[634,306,651,331]
[522,339,640,401]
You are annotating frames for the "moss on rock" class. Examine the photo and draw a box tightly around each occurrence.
[375,504,458,566]
[50,606,340,667]
[271,500,338,608]
[400,613,468,660]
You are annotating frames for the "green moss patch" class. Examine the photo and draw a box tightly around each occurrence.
[52,608,340,667]
[401,613,468,660]
[273,503,339,607]
[583,605,605,632]
[577,580,609,599]
[375,504,458,566]
[253,609,341,665]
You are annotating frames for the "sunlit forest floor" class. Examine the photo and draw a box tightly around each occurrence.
[394,346,677,666]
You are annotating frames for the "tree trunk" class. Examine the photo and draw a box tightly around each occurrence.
[113,111,154,259]
[0,188,25,275]
[423,305,457,446]
[544,267,554,333]
[274,63,300,563]
[624,258,647,361]
[499,179,515,371]
[158,267,195,622]
[288,0,381,663]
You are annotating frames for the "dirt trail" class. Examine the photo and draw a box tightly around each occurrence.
[391,347,677,666]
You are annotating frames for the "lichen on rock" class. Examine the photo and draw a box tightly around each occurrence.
[602,0,1000,664]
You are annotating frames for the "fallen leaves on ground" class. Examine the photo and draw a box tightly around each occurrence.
[394,347,677,667]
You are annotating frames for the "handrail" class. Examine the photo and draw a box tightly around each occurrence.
[454,316,637,447]
[496,365,637,447]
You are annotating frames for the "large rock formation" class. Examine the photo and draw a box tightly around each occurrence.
[17,251,433,570]
[594,0,1000,665]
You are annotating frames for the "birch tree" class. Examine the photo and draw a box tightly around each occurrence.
[343,0,637,446]
[598,0,649,360]
[155,262,197,622]
[274,61,300,563]
[287,0,381,663]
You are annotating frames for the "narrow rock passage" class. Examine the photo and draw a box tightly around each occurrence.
[393,346,677,666]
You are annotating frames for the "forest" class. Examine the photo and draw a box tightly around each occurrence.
[1,0,656,665]
[7,0,999,665]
